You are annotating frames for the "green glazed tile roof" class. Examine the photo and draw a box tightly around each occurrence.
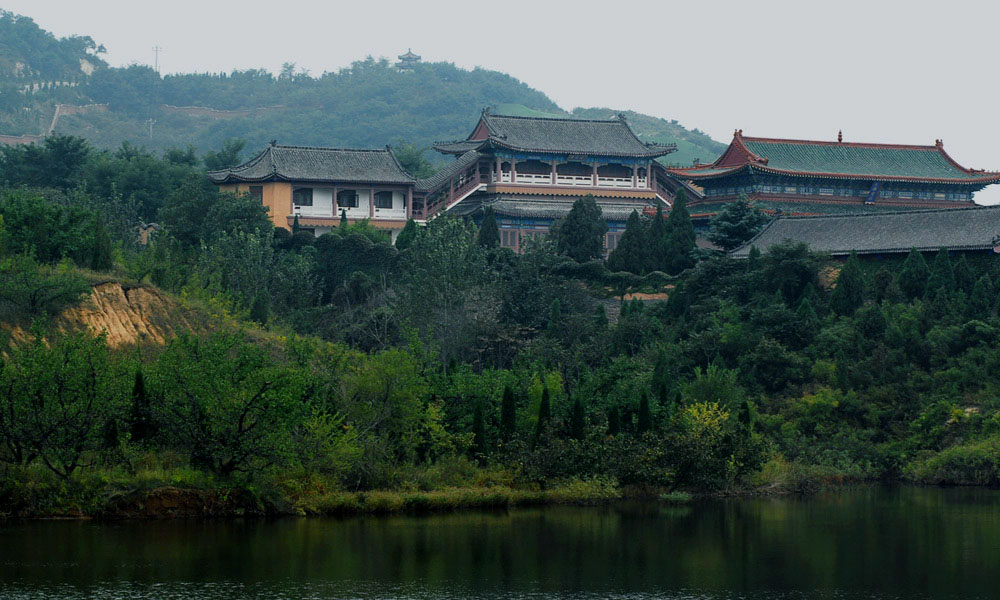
[730,205,1000,257]
[208,143,415,185]
[671,132,1000,185]
[434,109,676,159]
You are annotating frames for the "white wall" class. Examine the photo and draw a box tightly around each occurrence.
[296,187,334,217]
[373,190,407,220]
[336,189,371,220]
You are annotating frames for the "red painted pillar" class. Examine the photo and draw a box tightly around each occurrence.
[449,178,455,206]
[592,162,598,186]
[332,185,338,218]
[648,161,654,189]
[511,158,517,184]
[369,186,375,218]
[495,156,501,182]
[632,164,638,188]
[406,186,412,219]
[551,160,556,184]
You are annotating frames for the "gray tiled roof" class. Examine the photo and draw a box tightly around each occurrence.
[415,151,481,192]
[730,205,1000,257]
[207,143,415,185]
[434,111,675,159]
[489,199,651,222]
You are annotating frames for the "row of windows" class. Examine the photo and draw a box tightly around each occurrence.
[291,187,400,209]
[705,185,970,201]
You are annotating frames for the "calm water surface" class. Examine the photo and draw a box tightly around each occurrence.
[1,486,998,599]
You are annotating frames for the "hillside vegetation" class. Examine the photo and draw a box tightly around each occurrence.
[0,12,724,166]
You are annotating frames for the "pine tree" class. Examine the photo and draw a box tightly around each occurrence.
[646,203,669,272]
[90,216,113,271]
[128,369,154,443]
[292,214,301,234]
[500,385,516,444]
[532,386,551,450]
[607,209,647,274]
[707,196,770,251]
[796,294,820,330]
[664,189,696,275]
[395,218,418,250]
[472,400,486,464]
[637,392,652,434]
[607,405,621,436]
[830,251,865,316]
[570,396,585,440]
[477,206,500,248]
[899,248,929,300]
[926,248,956,296]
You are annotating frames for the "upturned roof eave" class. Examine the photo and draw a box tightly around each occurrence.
[669,163,1000,185]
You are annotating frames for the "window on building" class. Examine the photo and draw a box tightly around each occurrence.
[374,191,393,209]
[607,232,621,252]
[293,187,313,206]
[898,191,913,199]
[338,190,359,208]
[500,229,518,248]
[249,186,263,203]
[819,188,834,196]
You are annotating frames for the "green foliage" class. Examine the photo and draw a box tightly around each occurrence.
[202,139,246,171]
[606,210,647,274]
[89,215,113,271]
[554,195,608,262]
[533,387,552,450]
[500,385,517,444]
[664,189,696,274]
[0,255,89,317]
[899,248,929,300]
[395,218,418,250]
[829,251,865,316]
[392,141,436,179]
[478,206,500,249]
[926,248,956,296]
[708,196,770,252]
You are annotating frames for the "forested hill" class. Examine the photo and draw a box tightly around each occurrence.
[0,11,106,81]
[0,12,725,165]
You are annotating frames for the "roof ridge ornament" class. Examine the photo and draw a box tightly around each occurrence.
[838,130,843,143]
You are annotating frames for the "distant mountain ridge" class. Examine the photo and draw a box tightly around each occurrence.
[0,11,724,167]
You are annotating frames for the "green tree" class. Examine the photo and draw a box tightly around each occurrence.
[500,385,516,444]
[553,195,607,262]
[478,206,500,248]
[570,396,585,440]
[0,255,90,316]
[968,275,993,318]
[471,400,486,464]
[606,209,647,274]
[607,405,621,436]
[395,218,418,250]
[953,254,974,294]
[830,251,865,316]
[392,141,436,178]
[532,386,551,450]
[292,214,301,234]
[926,248,955,296]
[90,215,113,271]
[707,196,770,251]
[249,291,270,325]
[664,189,696,274]
[340,208,348,228]
[899,248,929,300]
[128,368,155,443]
[546,297,562,335]
[646,204,669,272]
[637,392,652,434]
[203,138,246,171]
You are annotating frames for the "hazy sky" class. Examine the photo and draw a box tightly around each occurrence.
[8,0,1000,202]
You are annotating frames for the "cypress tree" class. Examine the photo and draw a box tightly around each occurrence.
[90,216,113,271]
[395,218,418,250]
[953,254,974,294]
[796,294,820,330]
[553,194,608,262]
[592,303,608,329]
[968,275,993,318]
[926,248,955,296]
[292,214,301,233]
[899,248,929,300]
[478,206,500,248]
[128,369,154,443]
[646,203,669,272]
[570,396,585,440]
[707,196,770,252]
[249,292,270,325]
[747,245,762,271]
[607,209,647,274]
[339,208,348,229]
[547,298,562,334]
[872,266,900,303]
[472,400,486,464]
[637,392,652,434]
[500,385,516,444]
[532,387,551,450]
[664,189,696,275]
[607,405,621,436]
[830,251,865,316]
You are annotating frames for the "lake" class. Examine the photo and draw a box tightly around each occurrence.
[1,486,998,599]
